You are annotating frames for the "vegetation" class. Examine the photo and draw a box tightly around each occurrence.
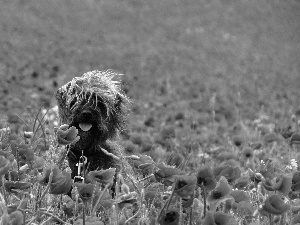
[0,0,300,224]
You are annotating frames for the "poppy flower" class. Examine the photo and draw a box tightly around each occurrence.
[242,147,254,159]
[213,164,241,183]
[207,176,232,211]
[86,168,116,186]
[232,135,244,147]
[160,125,176,140]
[39,164,72,195]
[4,181,32,194]
[158,208,179,225]
[50,170,73,195]
[9,210,24,225]
[262,174,292,196]
[166,152,185,168]
[264,132,282,144]
[61,195,75,218]
[32,156,45,171]
[230,190,250,203]
[8,114,20,124]
[56,124,80,145]
[196,166,217,191]
[174,174,197,198]
[292,171,300,192]
[18,145,34,163]
[234,174,250,189]
[128,154,155,174]
[10,142,34,163]
[144,182,163,205]
[154,162,185,186]
[116,192,137,210]
[202,211,237,225]
[290,133,300,145]
[74,183,97,203]
[260,194,290,215]
[292,212,300,225]
[0,155,11,177]
[23,131,33,139]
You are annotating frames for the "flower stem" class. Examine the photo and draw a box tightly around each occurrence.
[269,213,273,225]
[157,179,178,223]
[201,184,206,219]
[92,181,112,215]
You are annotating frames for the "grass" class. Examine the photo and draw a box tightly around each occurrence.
[0,0,300,224]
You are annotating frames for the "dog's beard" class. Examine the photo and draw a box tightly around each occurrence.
[68,107,109,153]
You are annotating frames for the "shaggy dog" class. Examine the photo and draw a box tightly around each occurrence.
[55,70,129,179]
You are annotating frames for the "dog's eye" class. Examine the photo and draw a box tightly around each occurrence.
[98,102,108,115]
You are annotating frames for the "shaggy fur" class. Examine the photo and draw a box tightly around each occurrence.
[55,70,129,178]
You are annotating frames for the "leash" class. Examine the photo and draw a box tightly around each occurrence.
[73,151,87,183]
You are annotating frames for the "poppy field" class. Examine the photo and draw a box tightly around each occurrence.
[1,0,300,224]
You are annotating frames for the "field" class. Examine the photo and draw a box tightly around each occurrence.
[0,0,300,224]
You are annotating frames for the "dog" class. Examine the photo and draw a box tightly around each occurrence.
[55,70,129,179]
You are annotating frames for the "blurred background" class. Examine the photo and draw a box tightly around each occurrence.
[0,0,300,127]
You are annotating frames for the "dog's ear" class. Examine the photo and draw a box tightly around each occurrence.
[114,94,123,111]
[55,87,70,124]
[55,88,66,107]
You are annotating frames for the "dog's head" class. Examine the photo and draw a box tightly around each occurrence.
[55,70,129,143]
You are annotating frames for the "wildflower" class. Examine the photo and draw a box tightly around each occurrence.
[166,152,184,168]
[39,164,72,195]
[0,155,11,177]
[10,141,34,162]
[116,192,137,210]
[158,208,179,225]
[9,210,24,225]
[292,171,300,192]
[207,176,232,211]
[18,145,34,162]
[74,183,96,203]
[232,135,244,147]
[216,151,236,161]
[86,168,116,186]
[174,174,197,198]
[154,162,185,186]
[230,190,250,203]
[4,181,32,194]
[234,174,250,189]
[128,154,155,174]
[292,212,300,225]
[144,182,163,205]
[242,147,254,159]
[264,132,282,144]
[290,133,300,145]
[23,131,33,139]
[160,125,176,140]
[291,159,298,170]
[196,166,217,191]
[32,156,45,171]
[213,164,241,183]
[202,211,237,225]
[262,174,292,196]
[260,194,290,215]
[7,114,20,124]
[56,124,80,145]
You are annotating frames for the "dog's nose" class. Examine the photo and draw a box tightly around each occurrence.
[81,110,92,118]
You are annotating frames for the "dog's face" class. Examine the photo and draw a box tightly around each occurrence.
[56,71,129,146]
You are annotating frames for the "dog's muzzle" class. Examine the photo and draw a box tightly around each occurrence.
[77,110,94,132]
